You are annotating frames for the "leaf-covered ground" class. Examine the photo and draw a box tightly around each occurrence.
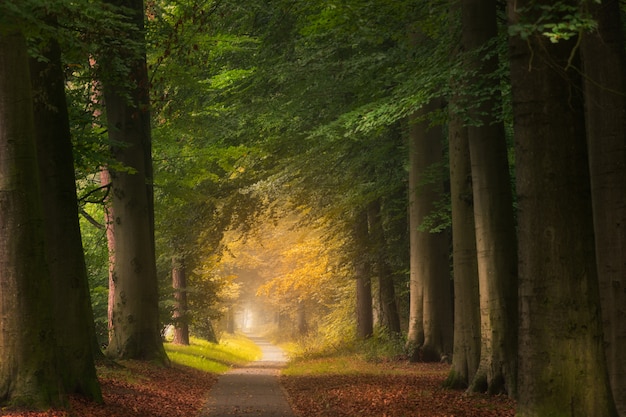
[2,360,515,416]
[0,361,217,417]
[281,362,516,417]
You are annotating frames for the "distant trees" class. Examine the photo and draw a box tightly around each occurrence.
[368,197,401,334]
[355,209,374,339]
[172,257,190,345]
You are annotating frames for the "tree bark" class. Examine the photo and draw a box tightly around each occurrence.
[406,118,425,351]
[407,102,453,361]
[368,199,401,334]
[445,89,481,388]
[509,1,617,414]
[297,300,308,336]
[463,0,518,396]
[104,105,166,362]
[0,30,64,408]
[172,256,190,345]
[226,306,235,334]
[30,34,102,401]
[103,0,168,364]
[354,209,373,339]
[101,169,116,345]
[581,1,626,414]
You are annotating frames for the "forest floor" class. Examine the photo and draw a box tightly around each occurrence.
[1,360,515,417]
[1,335,515,417]
[282,360,515,417]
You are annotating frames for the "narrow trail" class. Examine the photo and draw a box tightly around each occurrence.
[200,335,295,417]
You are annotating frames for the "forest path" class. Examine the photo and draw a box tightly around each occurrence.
[200,334,295,417]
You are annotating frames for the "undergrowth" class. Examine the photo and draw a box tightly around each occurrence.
[283,327,410,376]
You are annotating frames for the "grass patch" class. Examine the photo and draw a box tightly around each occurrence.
[165,333,262,373]
[283,355,378,376]
[283,330,450,378]
[283,354,424,377]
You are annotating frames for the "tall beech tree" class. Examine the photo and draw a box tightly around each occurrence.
[0,29,63,408]
[509,0,617,414]
[102,0,168,363]
[406,101,453,361]
[581,1,626,413]
[463,0,517,395]
[445,83,481,389]
[30,33,102,400]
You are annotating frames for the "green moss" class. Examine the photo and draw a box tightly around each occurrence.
[443,369,468,390]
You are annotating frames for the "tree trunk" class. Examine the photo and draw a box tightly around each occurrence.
[463,0,518,396]
[103,0,168,364]
[509,2,617,414]
[407,102,453,361]
[226,306,235,334]
[104,107,166,362]
[581,1,626,414]
[172,256,190,345]
[406,118,424,351]
[355,209,373,339]
[297,300,308,336]
[445,89,481,388]
[0,30,64,408]
[101,169,116,345]
[85,76,108,360]
[30,34,102,401]
[368,199,401,334]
